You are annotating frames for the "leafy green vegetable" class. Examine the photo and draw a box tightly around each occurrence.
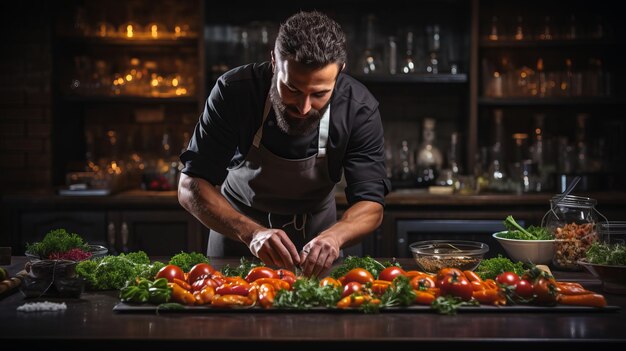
[124,251,150,265]
[168,251,210,272]
[431,295,479,315]
[379,275,416,308]
[25,228,89,259]
[502,215,552,240]
[329,256,399,279]
[474,254,526,280]
[76,252,165,290]
[586,241,626,265]
[273,277,341,309]
[220,257,264,277]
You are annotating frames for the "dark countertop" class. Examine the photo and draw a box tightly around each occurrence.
[1,257,625,350]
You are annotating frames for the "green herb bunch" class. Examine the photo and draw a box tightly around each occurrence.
[26,228,89,259]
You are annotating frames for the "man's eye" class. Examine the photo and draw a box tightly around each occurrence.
[313,92,327,98]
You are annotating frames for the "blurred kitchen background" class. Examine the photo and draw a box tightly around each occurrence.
[1,0,625,258]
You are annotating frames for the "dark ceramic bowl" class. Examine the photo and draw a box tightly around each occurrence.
[578,259,626,294]
[25,244,108,262]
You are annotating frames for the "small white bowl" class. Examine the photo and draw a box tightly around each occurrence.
[492,231,555,265]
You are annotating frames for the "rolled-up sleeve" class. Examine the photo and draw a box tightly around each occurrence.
[343,106,391,206]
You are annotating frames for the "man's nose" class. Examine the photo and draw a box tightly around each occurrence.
[295,95,312,115]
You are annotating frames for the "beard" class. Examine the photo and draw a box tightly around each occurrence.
[269,74,330,136]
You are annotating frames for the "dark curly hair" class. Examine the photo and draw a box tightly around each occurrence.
[275,11,347,68]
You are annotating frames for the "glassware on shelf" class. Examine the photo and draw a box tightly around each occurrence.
[385,36,398,75]
[538,16,554,40]
[359,15,382,75]
[564,14,578,40]
[401,31,416,74]
[488,15,501,41]
[425,25,440,74]
[487,109,511,192]
[513,15,526,41]
[118,21,142,39]
[415,118,443,188]
[94,21,115,38]
[145,22,169,39]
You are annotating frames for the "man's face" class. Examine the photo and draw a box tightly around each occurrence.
[269,56,340,136]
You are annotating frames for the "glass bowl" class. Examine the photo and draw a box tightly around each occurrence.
[492,231,555,265]
[409,240,489,273]
[578,259,626,294]
[25,244,108,262]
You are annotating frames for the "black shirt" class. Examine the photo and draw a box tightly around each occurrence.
[180,62,391,206]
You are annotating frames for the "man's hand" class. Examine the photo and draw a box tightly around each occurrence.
[249,228,300,269]
[299,235,340,278]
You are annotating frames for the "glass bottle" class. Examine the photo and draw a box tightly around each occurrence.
[542,195,606,271]
[401,31,416,74]
[488,16,500,41]
[487,109,509,192]
[425,25,440,74]
[359,15,382,75]
[513,15,525,41]
[538,16,554,40]
[575,113,589,172]
[386,36,398,75]
[415,118,443,188]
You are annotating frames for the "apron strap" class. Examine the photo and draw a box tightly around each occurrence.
[253,94,273,148]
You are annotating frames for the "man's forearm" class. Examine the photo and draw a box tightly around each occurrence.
[177,173,263,246]
[317,200,384,248]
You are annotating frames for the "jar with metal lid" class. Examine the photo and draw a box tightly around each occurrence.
[542,194,607,270]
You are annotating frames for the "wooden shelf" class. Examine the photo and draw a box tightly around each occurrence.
[478,96,626,107]
[480,38,613,49]
[58,36,198,47]
[60,95,198,104]
[354,73,468,84]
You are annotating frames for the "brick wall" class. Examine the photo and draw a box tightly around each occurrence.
[0,1,52,193]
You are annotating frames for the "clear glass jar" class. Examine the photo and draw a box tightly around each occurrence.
[598,221,626,245]
[542,195,606,271]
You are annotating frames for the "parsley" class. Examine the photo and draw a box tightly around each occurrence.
[379,275,416,308]
[586,241,626,265]
[220,257,264,277]
[502,215,552,240]
[431,296,479,315]
[474,255,525,280]
[168,251,210,272]
[273,277,341,309]
[329,256,399,279]
[25,228,89,259]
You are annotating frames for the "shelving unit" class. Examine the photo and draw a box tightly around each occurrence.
[51,0,204,186]
[472,0,625,193]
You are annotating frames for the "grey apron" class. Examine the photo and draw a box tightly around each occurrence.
[207,94,337,257]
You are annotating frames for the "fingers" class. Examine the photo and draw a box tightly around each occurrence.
[249,229,298,269]
[300,243,337,278]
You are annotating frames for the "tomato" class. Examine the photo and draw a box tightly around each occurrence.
[436,267,464,282]
[245,267,278,283]
[320,277,342,288]
[533,276,558,305]
[378,266,407,282]
[438,273,473,301]
[410,275,436,290]
[187,263,216,284]
[515,279,534,298]
[276,269,296,286]
[496,271,521,286]
[155,264,185,283]
[342,268,375,285]
[341,281,363,298]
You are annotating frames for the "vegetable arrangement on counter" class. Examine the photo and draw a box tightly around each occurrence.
[82,254,610,315]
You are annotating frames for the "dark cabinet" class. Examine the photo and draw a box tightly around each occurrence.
[111,210,205,255]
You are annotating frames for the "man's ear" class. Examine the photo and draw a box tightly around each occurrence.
[271,51,276,73]
[341,63,346,71]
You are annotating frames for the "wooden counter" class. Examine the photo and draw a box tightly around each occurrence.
[1,257,625,350]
